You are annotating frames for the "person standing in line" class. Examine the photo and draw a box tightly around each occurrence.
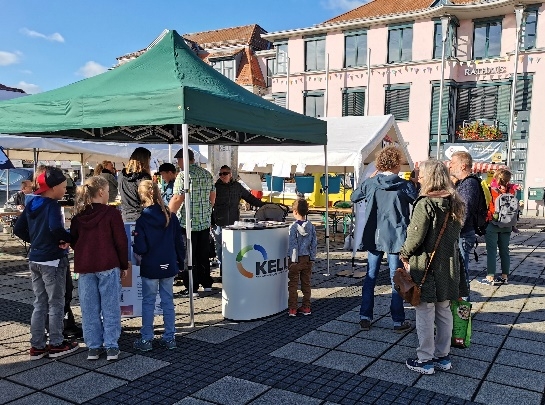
[95,160,119,203]
[158,162,177,206]
[448,151,481,297]
[70,176,129,361]
[481,169,517,285]
[169,149,215,297]
[4,180,33,210]
[212,165,265,274]
[350,146,418,332]
[133,180,185,351]
[118,147,152,222]
[14,166,79,359]
[400,159,468,375]
[287,199,317,317]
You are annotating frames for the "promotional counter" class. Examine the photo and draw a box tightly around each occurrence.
[222,223,289,321]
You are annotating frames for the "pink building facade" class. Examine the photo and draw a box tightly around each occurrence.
[257,0,545,209]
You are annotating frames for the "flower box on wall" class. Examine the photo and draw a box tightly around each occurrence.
[456,121,504,142]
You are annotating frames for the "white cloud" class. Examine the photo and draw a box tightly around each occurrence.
[20,69,33,75]
[76,61,108,78]
[0,51,21,66]
[20,28,65,43]
[17,81,41,94]
[321,0,368,12]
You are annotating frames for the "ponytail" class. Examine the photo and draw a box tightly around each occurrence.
[74,176,108,215]
[138,180,170,227]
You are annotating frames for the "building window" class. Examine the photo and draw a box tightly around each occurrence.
[211,59,235,81]
[473,19,502,60]
[305,36,325,71]
[275,42,288,74]
[433,19,458,59]
[345,31,367,67]
[266,58,275,87]
[304,91,324,117]
[342,88,366,116]
[388,24,413,63]
[385,85,410,121]
[272,93,286,108]
[522,9,538,50]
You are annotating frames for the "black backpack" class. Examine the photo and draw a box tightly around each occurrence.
[460,175,488,236]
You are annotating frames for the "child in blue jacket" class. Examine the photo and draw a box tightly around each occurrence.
[132,180,185,351]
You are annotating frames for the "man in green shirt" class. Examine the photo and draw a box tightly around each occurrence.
[169,149,216,297]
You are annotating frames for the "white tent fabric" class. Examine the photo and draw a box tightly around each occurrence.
[0,134,207,166]
[237,115,412,184]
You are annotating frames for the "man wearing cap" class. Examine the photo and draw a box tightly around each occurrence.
[169,149,216,297]
[158,162,177,205]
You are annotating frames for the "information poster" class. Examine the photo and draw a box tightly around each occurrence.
[120,223,162,317]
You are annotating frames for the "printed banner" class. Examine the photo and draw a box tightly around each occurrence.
[442,142,505,163]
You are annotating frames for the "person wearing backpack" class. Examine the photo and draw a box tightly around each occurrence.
[481,169,518,286]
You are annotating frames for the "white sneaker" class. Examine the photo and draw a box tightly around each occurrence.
[203,287,213,292]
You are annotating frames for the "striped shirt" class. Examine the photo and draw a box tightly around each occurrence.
[173,164,215,231]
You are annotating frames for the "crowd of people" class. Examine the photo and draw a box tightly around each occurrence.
[9,145,518,371]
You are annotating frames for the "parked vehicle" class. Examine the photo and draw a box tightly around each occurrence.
[0,168,34,207]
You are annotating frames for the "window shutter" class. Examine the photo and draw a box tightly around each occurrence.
[273,96,286,108]
[342,91,365,116]
[385,88,410,121]
[430,86,449,139]
[515,76,532,111]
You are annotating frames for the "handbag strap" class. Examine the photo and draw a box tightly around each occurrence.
[419,209,450,286]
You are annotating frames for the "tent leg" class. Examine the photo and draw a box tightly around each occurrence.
[182,124,195,328]
[323,144,330,276]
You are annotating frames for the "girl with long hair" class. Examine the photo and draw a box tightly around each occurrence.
[400,159,468,375]
[119,147,152,222]
[95,160,118,203]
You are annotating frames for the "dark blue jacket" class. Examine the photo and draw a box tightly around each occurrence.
[133,204,185,279]
[351,173,417,253]
[13,196,72,262]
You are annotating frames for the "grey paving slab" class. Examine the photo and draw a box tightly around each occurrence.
[313,349,374,373]
[97,353,169,381]
[0,379,34,404]
[58,348,132,369]
[449,343,500,362]
[248,388,322,404]
[0,323,28,341]
[448,355,490,379]
[380,344,412,363]
[185,325,242,343]
[336,309,360,323]
[173,398,215,405]
[356,326,409,343]
[317,319,359,336]
[6,361,87,389]
[0,351,52,378]
[269,342,328,363]
[486,363,545,392]
[336,336,392,356]
[495,349,544,372]
[7,392,73,405]
[361,359,420,386]
[414,372,480,400]
[217,320,266,332]
[502,336,545,355]
[295,330,348,349]
[475,381,543,405]
[44,371,126,404]
[192,376,269,405]
[468,330,506,347]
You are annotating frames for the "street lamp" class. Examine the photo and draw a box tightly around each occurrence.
[436,15,450,160]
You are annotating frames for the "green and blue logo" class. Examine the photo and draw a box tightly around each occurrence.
[236,244,287,278]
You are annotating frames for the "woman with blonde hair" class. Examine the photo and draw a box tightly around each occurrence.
[400,159,468,375]
[95,161,118,203]
[118,147,151,221]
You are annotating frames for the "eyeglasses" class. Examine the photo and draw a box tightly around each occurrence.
[219,172,231,176]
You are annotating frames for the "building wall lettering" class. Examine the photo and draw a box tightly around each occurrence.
[464,66,507,76]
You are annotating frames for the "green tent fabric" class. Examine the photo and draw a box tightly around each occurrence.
[0,30,326,146]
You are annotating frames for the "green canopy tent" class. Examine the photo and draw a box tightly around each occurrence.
[0,29,330,324]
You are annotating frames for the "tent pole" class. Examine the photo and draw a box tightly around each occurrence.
[182,124,195,327]
[169,144,173,164]
[323,145,330,276]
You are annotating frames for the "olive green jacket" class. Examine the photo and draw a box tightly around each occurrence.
[400,196,468,302]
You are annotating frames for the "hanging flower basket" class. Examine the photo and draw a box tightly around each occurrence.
[456,122,503,141]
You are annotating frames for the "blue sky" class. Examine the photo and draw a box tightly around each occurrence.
[0,0,367,94]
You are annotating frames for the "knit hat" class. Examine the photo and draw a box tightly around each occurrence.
[35,167,66,195]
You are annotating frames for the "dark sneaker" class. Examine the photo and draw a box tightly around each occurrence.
[29,346,48,360]
[297,306,312,316]
[179,289,199,298]
[394,321,412,333]
[493,276,508,285]
[406,358,435,375]
[106,347,120,360]
[133,338,153,352]
[359,319,371,331]
[288,308,297,317]
[433,355,452,371]
[203,287,213,292]
[87,348,104,360]
[63,325,84,340]
[158,338,177,350]
[49,341,79,358]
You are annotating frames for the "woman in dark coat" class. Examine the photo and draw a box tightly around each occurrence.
[118,147,151,222]
[400,159,468,375]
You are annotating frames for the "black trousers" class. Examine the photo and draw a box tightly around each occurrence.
[181,228,213,292]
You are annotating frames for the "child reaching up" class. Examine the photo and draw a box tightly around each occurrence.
[133,180,185,351]
[287,199,317,317]
[70,176,129,361]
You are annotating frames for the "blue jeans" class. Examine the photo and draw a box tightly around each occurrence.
[459,231,476,293]
[360,250,406,326]
[484,223,511,276]
[78,268,122,349]
[213,225,222,270]
[141,276,175,341]
[29,257,68,348]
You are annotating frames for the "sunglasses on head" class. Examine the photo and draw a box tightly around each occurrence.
[219,172,231,176]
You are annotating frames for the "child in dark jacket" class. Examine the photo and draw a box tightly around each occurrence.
[14,166,79,360]
[70,176,129,361]
[133,180,185,351]
[287,199,317,317]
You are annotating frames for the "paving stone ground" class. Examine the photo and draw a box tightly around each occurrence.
[1,215,545,405]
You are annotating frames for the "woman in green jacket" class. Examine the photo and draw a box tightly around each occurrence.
[400,159,468,375]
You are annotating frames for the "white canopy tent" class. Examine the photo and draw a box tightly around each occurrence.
[237,115,413,184]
